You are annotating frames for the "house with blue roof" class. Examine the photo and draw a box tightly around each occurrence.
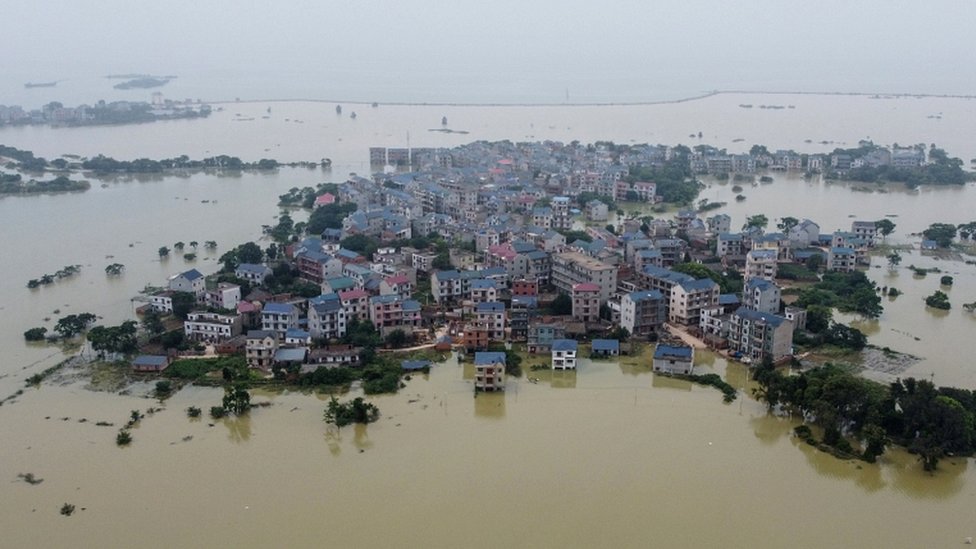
[826,247,856,272]
[168,268,206,296]
[652,344,694,374]
[261,302,299,340]
[591,339,620,358]
[551,339,578,370]
[473,352,506,391]
[235,263,272,284]
[401,359,432,372]
[729,307,794,363]
[743,278,781,315]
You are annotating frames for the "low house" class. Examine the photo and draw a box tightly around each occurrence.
[183,311,242,343]
[652,345,694,375]
[473,351,506,392]
[150,291,174,313]
[168,268,206,296]
[284,328,312,346]
[132,354,170,373]
[305,345,362,369]
[273,347,308,369]
[590,339,620,358]
[401,360,431,372]
[236,263,272,284]
[551,339,578,370]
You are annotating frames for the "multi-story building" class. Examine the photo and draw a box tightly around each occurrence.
[728,307,794,363]
[235,263,272,284]
[470,279,499,304]
[308,296,347,340]
[851,220,878,244]
[338,288,370,322]
[183,311,242,342]
[551,196,573,230]
[261,303,299,339]
[716,233,744,258]
[620,290,666,337]
[527,322,566,354]
[245,330,278,369]
[168,269,206,297]
[295,250,343,284]
[379,274,412,300]
[368,295,422,334]
[508,295,537,341]
[742,278,781,315]
[669,279,720,326]
[551,339,578,370]
[551,251,617,302]
[474,302,506,341]
[150,290,174,313]
[652,345,694,374]
[206,283,241,311]
[572,283,601,323]
[827,247,856,272]
[745,249,778,282]
[474,351,506,392]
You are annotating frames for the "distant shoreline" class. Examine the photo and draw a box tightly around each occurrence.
[207,89,976,108]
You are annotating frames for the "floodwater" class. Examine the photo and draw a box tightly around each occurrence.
[2,93,976,547]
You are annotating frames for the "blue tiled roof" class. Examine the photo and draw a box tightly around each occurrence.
[133,355,168,367]
[830,247,855,255]
[718,232,743,241]
[551,339,578,352]
[180,269,204,281]
[474,351,507,365]
[401,360,431,371]
[263,302,296,314]
[591,339,619,352]
[653,345,693,359]
[236,263,270,274]
[471,279,496,289]
[733,307,788,327]
[274,348,307,362]
[286,328,310,339]
[718,294,740,306]
[642,266,695,284]
[678,278,719,292]
[476,302,505,313]
[627,289,664,302]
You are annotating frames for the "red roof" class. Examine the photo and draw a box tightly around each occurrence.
[314,193,336,206]
[339,289,369,300]
[572,283,601,292]
[385,274,410,285]
[237,301,258,313]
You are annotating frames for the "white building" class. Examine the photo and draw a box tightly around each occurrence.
[551,339,578,370]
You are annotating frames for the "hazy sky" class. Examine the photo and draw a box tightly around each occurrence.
[3,0,975,102]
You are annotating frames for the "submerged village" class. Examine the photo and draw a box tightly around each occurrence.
[19,138,976,469]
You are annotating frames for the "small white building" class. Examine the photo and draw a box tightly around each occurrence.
[551,339,578,370]
[652,345,694,375]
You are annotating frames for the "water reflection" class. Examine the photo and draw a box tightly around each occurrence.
[651,374,692,392]
[473,391,505,419]
[222,415,252,443]
[550,370,577,389]
[352,423,373,451]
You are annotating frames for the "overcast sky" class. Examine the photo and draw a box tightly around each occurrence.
[3,0,975,102]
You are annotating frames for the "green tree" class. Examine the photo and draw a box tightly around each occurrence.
[54,313,97,338]
[87,321,138,355]
[777,216,799,233]
[550,293,572,315]
[805,305,832,334]
[174,241,185,251]
[923,223,957,247]
[171,291,197,319]
[743,214,769,230]
[887,251,902,271]
[875,219,896,240]
[222,385,251,416]
[105,263,125,276]
[189,241,198,249]
[925,291,951,310]
[142,310,165,336]
[24,327,47,341]
[385,329,409,348]
[158,246,170,258]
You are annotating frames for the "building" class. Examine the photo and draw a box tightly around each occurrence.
[261,302,299,339]
[379,274,413,300]
[716,233,744,258]
[788,219,820,246]
[183,311,242,342]
[551,339,578,370]
[245,330,278,369]
[620,290,666,337]
[295,250,343,284]
[132,354,170,373]
[572,283,601,323]
[742,278,781,315]
[851,220,878,244]
[652,345,694,375]
[474,302,506,341]
[784,306,807,332]
[338,288,370,322]
[586,199,609,222]
[669,279,720,326]
[527,322,566,354]
[473,351,506,391]
[168,269,205,296]
[591,339,620,357]
[728,307,794,363]
[470,279,499,304]
[206,283,241,311]
[150,291,174,313]
[551,251,617,302]
[745,249,778,282]
[826,247,856,272]
[509,295,537,341]
[308,297,347,340]
[369,294,422,334]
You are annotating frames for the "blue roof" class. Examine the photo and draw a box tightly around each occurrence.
[474,351,507,365]
[180,269,204,281]
[718,294,740,306]
[286,328,310,339]
[325,276,357,290]
[830,247,855,255]
[401,359,431,371]
[512,296,538,307]
[745,278,776,291]
[733,307,787,327]
[653,345,693,359]
[476,302,505,313]
[471,279,497,289]
[274,348,307,362]
[435,269,461,280]
[263,302,296,314]
[370,294,401,305]
[678,278,719,292]
[402,299,421,312]
[627,289,664,302]
[642,265,695,284]
[133,355,168,367]
[718,232,743,241]
[748,249,778,260]
[551,339,578,352]
[236,263,270,274]
[591,339,619,351]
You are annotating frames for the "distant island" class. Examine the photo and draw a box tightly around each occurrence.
[114,78,170,90]
[0,99,209,129]
[0,173,89,195]
[24,82,57,89]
